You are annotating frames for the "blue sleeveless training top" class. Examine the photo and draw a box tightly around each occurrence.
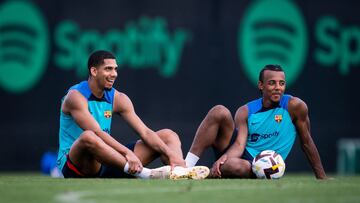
[245,94,296,160]
[57,81,115,170]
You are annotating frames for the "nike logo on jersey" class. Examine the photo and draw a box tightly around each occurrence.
[251,121,261,125]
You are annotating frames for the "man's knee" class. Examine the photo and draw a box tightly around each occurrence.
[208,105,232,122]
[157,129,181,145]
[221,159,253,178]
[78,130,102,149]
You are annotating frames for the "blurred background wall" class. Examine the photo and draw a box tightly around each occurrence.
[0,0,359,173]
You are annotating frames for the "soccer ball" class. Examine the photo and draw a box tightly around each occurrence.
[251,150,286,179]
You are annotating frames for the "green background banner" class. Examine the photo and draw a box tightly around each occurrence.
[0,0,359,173]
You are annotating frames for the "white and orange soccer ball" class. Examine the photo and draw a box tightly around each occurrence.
[252,150,286,179]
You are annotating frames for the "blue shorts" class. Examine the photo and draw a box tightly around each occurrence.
[62,142,136,178]
[213,129,254,163]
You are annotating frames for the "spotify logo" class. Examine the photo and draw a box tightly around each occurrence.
[239,0,308,86]
[0,1,49,93]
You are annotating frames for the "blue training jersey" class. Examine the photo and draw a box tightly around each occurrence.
[56,81,115,170]
[245,94,296,160]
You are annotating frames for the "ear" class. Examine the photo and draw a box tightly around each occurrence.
[90,67,97,77]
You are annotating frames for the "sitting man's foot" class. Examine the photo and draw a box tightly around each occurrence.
[170,166,210,180]
[149,165,171,179]
[149,165,210,180]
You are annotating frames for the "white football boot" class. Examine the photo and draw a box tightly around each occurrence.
[149,165,210,180]
[149,165,171,179]
[170,166,210,180]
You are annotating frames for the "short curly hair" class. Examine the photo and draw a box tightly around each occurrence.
[259,65,284,82]
[87,50,116,75]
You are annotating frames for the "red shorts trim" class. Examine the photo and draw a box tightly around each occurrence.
[65,155,84,176]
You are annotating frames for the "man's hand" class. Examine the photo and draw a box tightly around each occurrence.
[211,154,228,178]
[125,151,143,174]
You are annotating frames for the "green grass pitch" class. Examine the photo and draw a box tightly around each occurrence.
[0,173,359,203]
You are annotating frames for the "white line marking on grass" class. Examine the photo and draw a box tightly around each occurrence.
[55,191,95,203]
[54,183,272,203]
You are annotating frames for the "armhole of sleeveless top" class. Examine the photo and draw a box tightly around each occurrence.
[110,88,115,104]
[280,94,292,110]
[247,98,262,116]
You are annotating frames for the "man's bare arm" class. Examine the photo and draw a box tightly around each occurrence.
[113,91,185,167]
[63,90,141,172]
[289,97,327,179]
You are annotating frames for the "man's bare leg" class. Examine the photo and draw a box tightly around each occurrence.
[133,129,183,166]
[186,105,235,167]
[68,130,127,175]
[213,157,254,178]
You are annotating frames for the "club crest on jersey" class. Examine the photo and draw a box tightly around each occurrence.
[275,115,282,123]
[104,111,112,118]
